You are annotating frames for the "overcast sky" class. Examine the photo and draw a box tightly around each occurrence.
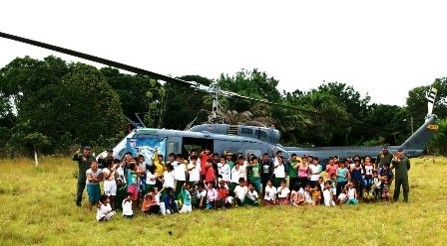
[1,0,446,106]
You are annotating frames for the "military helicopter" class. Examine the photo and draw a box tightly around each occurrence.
[0,31,439,165]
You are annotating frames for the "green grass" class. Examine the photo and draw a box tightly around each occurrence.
[1,157,447,245]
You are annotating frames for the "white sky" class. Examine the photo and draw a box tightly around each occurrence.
[1,0,446,106]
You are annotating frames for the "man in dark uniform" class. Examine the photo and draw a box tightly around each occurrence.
[376,145,393,169]
[391,148,410,202]
[73,145,96,207]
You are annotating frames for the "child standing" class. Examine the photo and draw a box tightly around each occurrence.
[86,161,103,211]
[372,170,382,200]
[96,195,116,221]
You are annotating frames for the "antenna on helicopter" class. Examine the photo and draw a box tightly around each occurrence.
[134,113,147,128]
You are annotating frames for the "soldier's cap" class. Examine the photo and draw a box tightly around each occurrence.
[382,145,388,150]
[107,148,113,152]
[397,147,404,152]
[84,145,92,150]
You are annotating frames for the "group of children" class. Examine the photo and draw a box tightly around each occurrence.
[88,148,397,221]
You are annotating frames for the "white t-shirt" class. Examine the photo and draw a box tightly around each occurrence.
[323,189,333,206]
[196,189,207,200]
[102,167,115,181]
[188,163,201,182]
[264,185,277,201]
[234,185,248,202]
[309,164,322,181]
[273,164,285,178]
[364,164,374,176]
[163,171,175,188]
[218,163,230,182]
[86,168,102,184]
[247,190,259,201]
[116,165,126,184]
[146,172,156,185]
[122,200,133,216]
[96,203,113,221]
[174,162,186,181]
[231,166,240,183]
[277,186,290,198]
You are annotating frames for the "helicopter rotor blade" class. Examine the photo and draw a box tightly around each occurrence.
[0,31,195,87]
[0,31,383,132]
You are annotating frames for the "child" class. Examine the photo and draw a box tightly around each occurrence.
[363,186,375,203]
[97,195,116,221]
[302,184,314,205]
[163,187,178,214]
[206,182,218,209]
[372,170,382,200]
[102,159,117,210]
[205,159,216,186]
[246,183,260,206]
[179,183,192,214]
[122,193,134,219]
[263,179,277,206]
[277,179,290,205]
[336,186,348,205]
[146,165,157,196]
[233,178,248,206]
[86,161,103,211]
[188,155,201,187]
[173,154,187,199]
[381,176,391,202]
[193,182,207,209]
[346,182,358,205]
[218,156,231,187]
[217,179,232,208]
[142,190,161,215]
[290,185,300,206]
[323,181,335,206]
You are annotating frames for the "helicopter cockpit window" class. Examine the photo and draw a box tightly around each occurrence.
[241,128,253,134]
[255,130,267,139]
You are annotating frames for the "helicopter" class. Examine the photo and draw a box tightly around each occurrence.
[0,31,439,165]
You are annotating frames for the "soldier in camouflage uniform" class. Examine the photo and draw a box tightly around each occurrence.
[391,148,410,203]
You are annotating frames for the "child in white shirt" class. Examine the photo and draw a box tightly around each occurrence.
[246,183,260,206]
[122,193,134,219]
[233,178,248,206]
[97,195,115,221]
[277,179,290,205]
[264,179,277,206]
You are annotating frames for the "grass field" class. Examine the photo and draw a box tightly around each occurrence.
[1,157,447,246]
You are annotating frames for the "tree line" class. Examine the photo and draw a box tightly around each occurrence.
[1,56,447,157]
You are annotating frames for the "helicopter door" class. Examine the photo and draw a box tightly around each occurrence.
[182,137,213,157]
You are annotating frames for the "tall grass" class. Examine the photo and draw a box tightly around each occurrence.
[1,156,447,245]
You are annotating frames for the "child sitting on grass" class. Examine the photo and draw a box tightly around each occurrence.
[346,182,358,205]
[233,178,248,206]
[122,193,134,219]
[246,183,260,206]
[97,195,115,221]
[142,190,161,215]
[264,179,277,206]
[323,181,335,206]
[277,179,290,205]
[179,183,192,214]
[206,182,218,209]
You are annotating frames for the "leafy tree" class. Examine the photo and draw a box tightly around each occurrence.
[163,75,213,130]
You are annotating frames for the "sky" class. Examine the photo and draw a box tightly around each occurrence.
[1,0,447,106]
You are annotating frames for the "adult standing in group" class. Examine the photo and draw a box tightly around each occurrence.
[73,145,96,207]
[376,145,393,169]
[391,148,410,202]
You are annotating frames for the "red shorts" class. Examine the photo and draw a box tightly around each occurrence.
[127,185,138,201]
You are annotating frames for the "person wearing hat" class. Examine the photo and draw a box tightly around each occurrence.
[73,145,96,207]
[376,145,393,169]
[391,148,410,202]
